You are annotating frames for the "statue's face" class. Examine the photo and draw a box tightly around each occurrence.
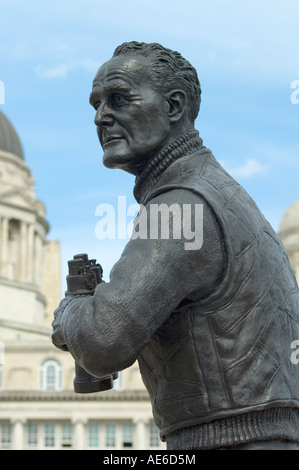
[90,55,171,174]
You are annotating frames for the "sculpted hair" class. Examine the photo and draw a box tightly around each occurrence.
[113,41,201,123]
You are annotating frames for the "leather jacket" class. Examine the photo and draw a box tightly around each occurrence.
[52,131,299,449]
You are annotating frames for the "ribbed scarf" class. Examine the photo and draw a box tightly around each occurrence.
[133,130,204,203]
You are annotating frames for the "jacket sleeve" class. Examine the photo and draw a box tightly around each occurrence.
[51,189,225,377]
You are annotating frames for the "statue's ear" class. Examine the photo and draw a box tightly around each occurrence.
[166,90,187,123]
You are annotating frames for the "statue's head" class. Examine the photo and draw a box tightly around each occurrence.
[90,41,201,175]
[112,42,201,124]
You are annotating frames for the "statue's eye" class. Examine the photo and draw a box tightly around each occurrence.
[111,94,128,107]
[94,101,101,110]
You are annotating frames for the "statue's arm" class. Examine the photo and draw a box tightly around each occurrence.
[52,189,225,377]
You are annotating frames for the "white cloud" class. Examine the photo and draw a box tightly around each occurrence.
[38,64,69,79]
[223,159,269,178]
[2,0,298,85]
[36,59,99,79]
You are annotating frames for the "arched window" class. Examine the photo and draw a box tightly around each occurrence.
[40,359,62,391]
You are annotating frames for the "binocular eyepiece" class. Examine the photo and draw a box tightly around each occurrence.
[74,363,118,394]
[66,253,118,394]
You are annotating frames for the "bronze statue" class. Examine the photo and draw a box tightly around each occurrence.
[52,42,299,450]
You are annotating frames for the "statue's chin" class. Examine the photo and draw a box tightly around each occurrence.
[102,139,129,167]
[102,145,144,175]
[102,153,134,174]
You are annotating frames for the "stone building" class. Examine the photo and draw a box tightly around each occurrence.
[278,199,299,284]
[0,111,163,450]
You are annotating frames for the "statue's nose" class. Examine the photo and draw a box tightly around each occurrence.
[94,103,114,127]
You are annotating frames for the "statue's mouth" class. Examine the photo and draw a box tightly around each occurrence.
[102,136,124,147]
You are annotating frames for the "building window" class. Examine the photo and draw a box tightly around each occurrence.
[149,422,161,448]
[26,422,73,449]
[44,423,55,448]
[27,423,38,448]
[88,423,99,448]
[0,423,12,449]
[105,423,116,448]
[40,359,62,390]
[122,423,134,448]
[88,422,135,449]
[61,423,73,448]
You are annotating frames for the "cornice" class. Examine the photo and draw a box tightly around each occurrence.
[0,150,29,172]
[0,276,47,301]
[0,390,150,402]
[0,318,51,337]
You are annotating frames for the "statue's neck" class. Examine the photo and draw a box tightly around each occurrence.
[133,130,204,203]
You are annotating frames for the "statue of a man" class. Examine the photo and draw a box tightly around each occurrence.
[52,42,299,450]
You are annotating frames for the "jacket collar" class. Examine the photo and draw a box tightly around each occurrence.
[133,130,204,203]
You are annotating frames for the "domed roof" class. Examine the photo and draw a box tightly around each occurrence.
[0,111,24,160]
[279,199,299,234]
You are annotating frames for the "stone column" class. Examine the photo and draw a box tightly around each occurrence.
[0,216,8,276]
[27,224,34,282]
[19,221,27,281]
[73,419,86,450]
[34,232,40,286]
[0,216,2,270]
[134,418,147,450]
[12,419,25,450]
[34,232,45,287]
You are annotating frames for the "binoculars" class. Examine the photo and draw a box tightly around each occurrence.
[66,253,118,393]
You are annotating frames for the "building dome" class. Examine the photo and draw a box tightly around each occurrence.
[279,199,299,236]
[0,111,24,160]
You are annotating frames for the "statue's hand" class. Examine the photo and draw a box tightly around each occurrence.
[51,297,73,351]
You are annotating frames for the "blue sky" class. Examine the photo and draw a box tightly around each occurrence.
[0,0,298,288]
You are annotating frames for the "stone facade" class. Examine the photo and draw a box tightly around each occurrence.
[279,199,299,284]
[0,112,164,450]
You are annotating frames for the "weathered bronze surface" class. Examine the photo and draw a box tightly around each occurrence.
[52,42,299,450]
